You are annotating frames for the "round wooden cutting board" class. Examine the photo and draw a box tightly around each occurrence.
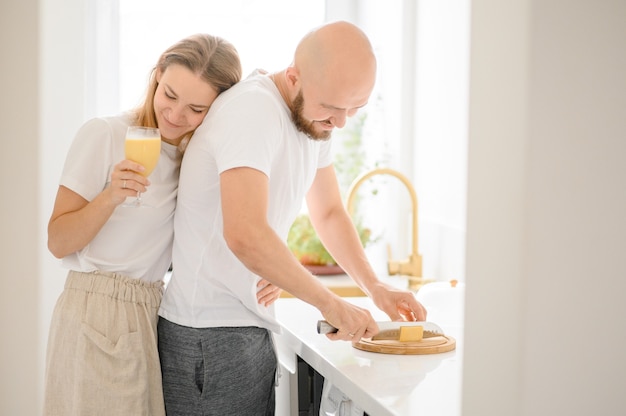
[353,335,456,355]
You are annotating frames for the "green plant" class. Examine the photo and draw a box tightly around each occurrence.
[287,214,373,266]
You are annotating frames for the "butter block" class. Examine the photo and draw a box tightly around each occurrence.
[399,325,424,342]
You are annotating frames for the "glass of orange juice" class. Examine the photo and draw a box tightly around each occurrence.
[123,126,161,207]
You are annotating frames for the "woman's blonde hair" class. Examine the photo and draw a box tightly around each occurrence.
[134,34,242,128]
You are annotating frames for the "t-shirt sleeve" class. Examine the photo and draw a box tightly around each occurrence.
[60,118,116,201]
[205,91,283,177]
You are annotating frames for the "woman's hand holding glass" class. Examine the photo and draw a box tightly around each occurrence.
[122,126,161,207]
[109,160,150,206]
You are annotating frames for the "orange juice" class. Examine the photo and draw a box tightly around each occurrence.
[125,136,161,177]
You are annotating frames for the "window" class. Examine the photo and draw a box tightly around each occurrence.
[118,0,325,111]
[87,0,469,280]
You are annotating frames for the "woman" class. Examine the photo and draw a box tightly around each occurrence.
[43,34,279,416]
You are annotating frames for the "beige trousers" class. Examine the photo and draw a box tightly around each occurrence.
[43,270,165,416]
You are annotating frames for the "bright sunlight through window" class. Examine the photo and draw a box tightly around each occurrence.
[118,0,325,110]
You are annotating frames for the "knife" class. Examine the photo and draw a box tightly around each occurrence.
[316,320,445,340]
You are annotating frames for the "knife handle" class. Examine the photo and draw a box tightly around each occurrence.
[317,320,338,334]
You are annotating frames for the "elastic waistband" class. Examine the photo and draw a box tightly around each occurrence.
[66,270,163,307]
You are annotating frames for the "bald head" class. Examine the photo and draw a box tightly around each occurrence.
[293,21,376,99]
[274,21,376,140]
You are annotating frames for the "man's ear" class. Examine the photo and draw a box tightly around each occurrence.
[285,66,300,89]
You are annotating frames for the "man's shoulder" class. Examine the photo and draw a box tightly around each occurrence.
[210,75,283,117]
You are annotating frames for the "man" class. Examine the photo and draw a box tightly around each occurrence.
[158,21,427,415]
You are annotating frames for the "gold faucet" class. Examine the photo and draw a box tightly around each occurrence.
[345,168,431,291]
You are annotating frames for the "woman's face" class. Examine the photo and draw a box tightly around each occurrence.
[154,64,218,143]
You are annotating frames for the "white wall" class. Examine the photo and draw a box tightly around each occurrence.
[1,1,41,415]
[1,0,85,414]
[463,1,626,415]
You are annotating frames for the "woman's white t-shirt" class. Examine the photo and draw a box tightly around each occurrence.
[59,113,182,282]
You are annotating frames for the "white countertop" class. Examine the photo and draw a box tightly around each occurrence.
[274,293,464,416]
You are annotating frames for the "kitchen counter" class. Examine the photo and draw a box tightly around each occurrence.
[280,273,416,298]
[274,294,464,416]
[279,273,367,297]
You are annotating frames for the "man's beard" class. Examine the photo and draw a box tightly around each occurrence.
[291,90,331,141]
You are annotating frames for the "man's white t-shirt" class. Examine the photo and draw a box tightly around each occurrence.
[159,71,332,332]
[59,113,182,282]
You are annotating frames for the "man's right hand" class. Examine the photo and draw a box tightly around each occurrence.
[320,299,379,341]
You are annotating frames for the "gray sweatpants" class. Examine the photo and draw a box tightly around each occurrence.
[158,317,276,416]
